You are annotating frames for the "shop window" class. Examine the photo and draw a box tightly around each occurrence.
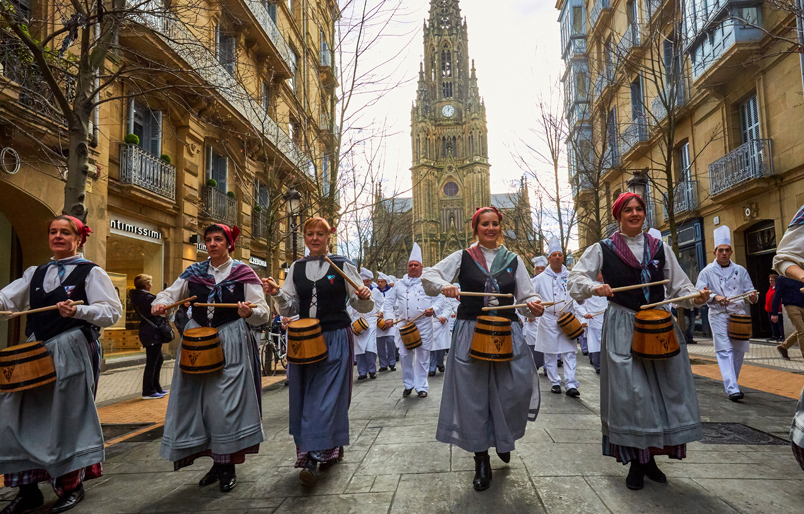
[128,100,162,156]
[206,147,227,192]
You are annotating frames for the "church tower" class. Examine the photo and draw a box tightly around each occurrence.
[411,0,491,265]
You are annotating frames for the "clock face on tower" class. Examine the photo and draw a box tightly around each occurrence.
[441,104,455,118]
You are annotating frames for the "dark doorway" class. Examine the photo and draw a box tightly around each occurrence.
[744,220,776,339]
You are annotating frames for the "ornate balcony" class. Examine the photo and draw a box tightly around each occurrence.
[201,186,237,225]
[621,115,649,156]
[243,0,296,73]
[590,0,611,32]
[617,25,641,60]
[119,144,176,201]
[318,46,336,90]
[662,180,698,219]
[651,81,688,122]
[708,139,773,197]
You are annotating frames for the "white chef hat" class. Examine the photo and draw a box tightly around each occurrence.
[648,228,662,240]
[548,236,562,256]
[388,275,397,284]
[378,272,390,282]
[714,225,732,249]
[359,267,373,280]
[409,242,423,264]
[532,255,548,267]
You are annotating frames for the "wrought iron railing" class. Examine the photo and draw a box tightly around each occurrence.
[602,147,620,169]
[244,0,296,72]
[593,66,614,99]
[201,186,238,225]
[621,115,648,155]
[662,180,698,219]
[651,81,687,122]
[590,0,611,29]
[617,25,641,57]
[119,144,176,201]
[571,174,594,198]
[708,139,773,196]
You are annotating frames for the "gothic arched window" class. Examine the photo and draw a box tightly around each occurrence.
[451,136,457,157]
[443,181,459,197]
[442,45,452,78]
[456,46,462,78]
[442,81,453,98]
[441,137,447,158]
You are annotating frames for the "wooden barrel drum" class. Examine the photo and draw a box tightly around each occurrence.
[469,316,513,362]
[727,314,752,341]
[377,319,390,331]
[632,309,680,360]
[351,318,369,336]
[399,322,422,350]
[0,341,57,393]
[180,327,225,374]
[287,318,328,365]
[557,312,584,340]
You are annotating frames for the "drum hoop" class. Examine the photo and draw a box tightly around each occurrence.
[288,323,321,333]
[473,327,512,337]
[634,316,672,325]
[182,341,221,351]
[633,326,675,334]
[477,319,512,327]
[0,343,45,357]
[180,361,225,372]
[0,372,57,391]
[287,351,329,364]
[728,319,752,324]
[0,351,53,367]
[400,326,418,334]
[288,334,326,342]
[183,333,220,342]
[631,348,680,360]
[404,339,422,347]
[469,350,514,360]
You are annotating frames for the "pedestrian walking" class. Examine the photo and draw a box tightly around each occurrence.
[130,274,169,399]
[772,275,804,360]
[349,268,381,380]
[568,192,710,491]
[422,206,543,492]
[152,224,269,494]
[0,215,122,514]
[765,272,784,343]
[263,217,373,487]
[695,226,759,402]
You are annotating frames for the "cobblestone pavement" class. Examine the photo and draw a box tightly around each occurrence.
[687,338,804,373]
[3,351,804,514]
[95,362,176,406]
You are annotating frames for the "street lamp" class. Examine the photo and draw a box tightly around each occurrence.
[285,187,302,261]
[626,170,648,199]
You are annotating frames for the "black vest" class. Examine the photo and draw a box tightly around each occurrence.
[26,262,98,342]
[293,257,351,332]
[188,281,245,328]
[600,241,666,311]
[457,250,518,321]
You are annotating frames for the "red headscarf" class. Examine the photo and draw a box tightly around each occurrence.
[471,206,503,230]
[612,192,646,221]
[214,224,240,253]
[63,215,92,248]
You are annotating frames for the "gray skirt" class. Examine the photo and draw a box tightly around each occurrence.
[791,386,804,448]
[601,303,702,449]
[160,319,264,462]
[436,319,540,453]
[0,328,104,477]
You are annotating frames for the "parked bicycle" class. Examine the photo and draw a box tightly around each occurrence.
[261,331,287,376]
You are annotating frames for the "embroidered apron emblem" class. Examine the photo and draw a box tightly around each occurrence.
[327,274,336,284]
[63,285,76,297]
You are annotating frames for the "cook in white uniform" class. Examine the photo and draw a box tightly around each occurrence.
[429,293,452,376]
[521,255,547,371]
[348,268,382,380]
[578,273,608,373]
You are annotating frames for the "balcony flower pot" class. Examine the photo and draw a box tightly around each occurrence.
[161,154,171,164]
[227,191,236,198]
[206,178,217,187]
[254,205,262,212]
[124,133,140,145]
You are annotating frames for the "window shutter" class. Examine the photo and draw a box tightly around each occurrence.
[127,97,135,135]
[206,146,213,179]
[150,111,162,156]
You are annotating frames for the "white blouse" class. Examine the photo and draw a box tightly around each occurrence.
[0,253,122,328]
[774,221,804,277]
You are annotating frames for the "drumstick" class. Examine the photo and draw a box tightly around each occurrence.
[726,290,757,302]
[588,310,607,317]
[10,300,84,318]
[322,256,362,291]
[458,291,514,298]
[408,311,427,323]
[481,300,563,312]
[559,299,575,313]
[194,302,253,308]
[609,280,670,293]
[164,296,197,311]
[640,292,702,310]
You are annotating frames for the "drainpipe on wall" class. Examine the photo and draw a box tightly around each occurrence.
[796,0,804,96]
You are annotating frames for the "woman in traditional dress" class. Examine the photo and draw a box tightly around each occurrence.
[772,203,804,471]
[421,207,544,492]
[0,215,122,514]
[262,217,373,487]
[567,193,710,490]
[152,223,269,493]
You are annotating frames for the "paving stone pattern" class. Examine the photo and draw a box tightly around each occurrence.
[2,353,804,513]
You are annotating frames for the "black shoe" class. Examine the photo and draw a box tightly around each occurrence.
[403,388,413,397]
[418,391,428,398]
[428,371,436,377]
[219,471,237,493]
[644,456,667,484]
[729,392,744,402]
[582,351,589,355]
[496,450,510,463]
[369,373,377,379]
[438,365,445,372]
[199,465,221,486]
[389,366,397,371]
[557,360,563,367]
[357,375,367,381]
[378,367,388,372]
[49,485,84,514]
[2,487,44,514]
[626,461,644,490]
[566,388,580,398]
[688,340,698,344]
[299,458,318,487]
[595,369,601,374]
[551,385,561,394]
[472,453,492,491]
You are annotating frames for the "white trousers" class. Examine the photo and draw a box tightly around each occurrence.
[544,351,578,389]
[716,347,746,395]
[399,344,430,392]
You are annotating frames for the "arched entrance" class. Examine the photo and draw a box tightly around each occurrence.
[743,220,776,338]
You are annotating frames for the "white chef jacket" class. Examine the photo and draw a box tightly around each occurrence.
[431,294,452,351]
[520,275,541,347]
[532,265,582,354]
[696,260,757,351]
[348,286,383,354]
[384,275,435,350]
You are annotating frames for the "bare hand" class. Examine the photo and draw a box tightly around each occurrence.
[356,286,372,301]
[57,301,77,318]
[262,277,279,296]
[151,303,167,316]
[594,284,613,297]
[237,301,253,319]
[439,317,447,324]
[443,285,459,298]
[424,308,435,317]
[714,294,729,306]
[582,323,588,329]
[527,300,544,317]
[771,315,779,323]
[584,314,594,319]
[748,292,759,303]
[450,313,456,318]
[385,319,395,328]
[695,288,711,306]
